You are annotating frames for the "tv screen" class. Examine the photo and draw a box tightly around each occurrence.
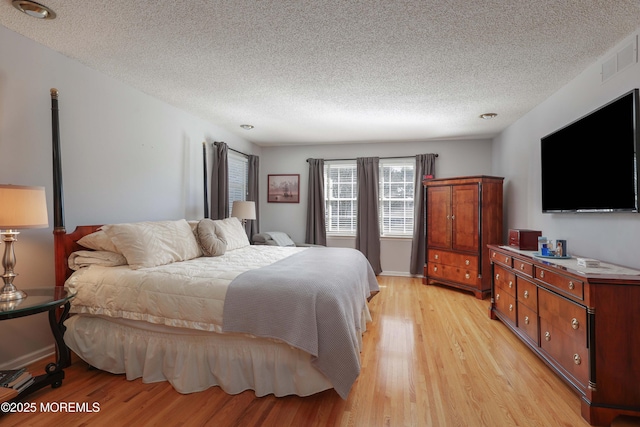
[541,89,639,213]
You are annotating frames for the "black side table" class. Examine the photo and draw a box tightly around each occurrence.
[0,288,76,400]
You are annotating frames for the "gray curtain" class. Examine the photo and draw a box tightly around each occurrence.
[210,141,229,219]
[410,153,437,275]
[305,158,327,245]
[247,155,260,241]
[356,157,382,274]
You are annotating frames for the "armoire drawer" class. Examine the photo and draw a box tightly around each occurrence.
[428,250,478,269]
[428,262,479,286]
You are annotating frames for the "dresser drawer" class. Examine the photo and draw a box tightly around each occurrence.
[535,267,584,300]
[540,317,589,388]
[513,259,534,277]
[428,250,478,269]
[495,286,517,324]
[490,249,512,268]
[494,265,515,297]
[538,288,587,344]
[517,303,539,345]
[517,276,538,312]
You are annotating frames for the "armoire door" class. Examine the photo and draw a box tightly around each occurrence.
[451,184,479,252]
[426,185,452,249]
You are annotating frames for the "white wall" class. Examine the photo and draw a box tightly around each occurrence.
[0,25,259,367]
[259,139,494,275]
[493,28,640,269]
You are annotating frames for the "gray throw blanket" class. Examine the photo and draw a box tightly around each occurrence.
[222,247,379,399]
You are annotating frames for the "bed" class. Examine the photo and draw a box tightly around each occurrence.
[50,90,379,399]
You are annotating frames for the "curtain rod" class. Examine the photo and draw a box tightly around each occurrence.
[213,141,250,158]
[307,154,438,162]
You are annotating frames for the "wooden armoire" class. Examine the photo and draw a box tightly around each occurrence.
[423,176,504,299]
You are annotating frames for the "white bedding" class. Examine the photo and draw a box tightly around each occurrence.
[64,242,377,397]
[67,245,307,332]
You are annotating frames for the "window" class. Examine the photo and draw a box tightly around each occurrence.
[325,162,357,235]
[379,159,415,236]
[323,158,415,237]
[228,152,248,217]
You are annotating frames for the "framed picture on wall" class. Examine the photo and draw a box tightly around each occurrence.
[267,174,300,203]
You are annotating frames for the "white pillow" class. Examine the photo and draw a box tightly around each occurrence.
[213,217,250,251]
[102,219,202,269]
[77,229,120,253]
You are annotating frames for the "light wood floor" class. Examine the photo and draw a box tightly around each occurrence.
[3,276,639,426]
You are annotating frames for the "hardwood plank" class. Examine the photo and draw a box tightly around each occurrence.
[2,276,638,426]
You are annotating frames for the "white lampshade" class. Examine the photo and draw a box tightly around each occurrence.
[0,185,49,229]
[231,201,256,220]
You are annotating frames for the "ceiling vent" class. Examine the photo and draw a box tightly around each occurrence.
[602,35,637,83]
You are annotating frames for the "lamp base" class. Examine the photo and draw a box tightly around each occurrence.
[0,285,27,302]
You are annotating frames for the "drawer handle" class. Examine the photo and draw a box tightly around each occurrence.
[540,271,545,279]
[574,354,581,365]
[568,281,575,290]
[523,290,529,299]
[505,256,509,263]
[508,281,513,289]
[545,331,551,341]
[571,318,579,329]
[465,273,470,279]
[465,259,470,266]
[496,273,500,280]
[520,263,525,270]
[496,293,500,301]
[509,304,513,312]
[434,254,439,260]
[524,316,530,325]
[493,252,496,258]
[433,266,438,273]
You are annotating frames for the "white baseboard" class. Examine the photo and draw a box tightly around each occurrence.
[379,271,416,277]
[0,344,55,370]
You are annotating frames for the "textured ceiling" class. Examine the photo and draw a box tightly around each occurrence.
[2,1,640,146]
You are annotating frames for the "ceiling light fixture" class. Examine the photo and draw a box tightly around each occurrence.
[12,0,56,19]
[240,124,254,130]
[479,113,498,120]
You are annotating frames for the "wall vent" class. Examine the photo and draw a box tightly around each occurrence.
[602,35,638,83]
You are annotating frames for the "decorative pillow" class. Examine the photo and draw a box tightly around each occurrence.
[77,229,120,253]
[68,250,128,271]
[102,219,202,269]
[196,219,227,257]
[213,217,250,251]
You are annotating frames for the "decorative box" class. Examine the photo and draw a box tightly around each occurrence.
[508,229,542,250]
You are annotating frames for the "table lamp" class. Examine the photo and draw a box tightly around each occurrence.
[231,201,256,225]
[0,185,49,302]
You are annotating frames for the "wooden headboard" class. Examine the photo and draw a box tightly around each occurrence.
[54,225,103,288]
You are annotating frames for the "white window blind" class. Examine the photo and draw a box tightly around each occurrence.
[228,152,248,217]
[379,159,415,236]
[323,158,415,237]
[324,162,357,235]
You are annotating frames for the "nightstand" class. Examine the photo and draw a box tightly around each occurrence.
[0,287,76,401]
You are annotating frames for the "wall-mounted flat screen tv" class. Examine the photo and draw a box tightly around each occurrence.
[541,89,639,213]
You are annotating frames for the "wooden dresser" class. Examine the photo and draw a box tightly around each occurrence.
[423,176,503,299]
[488,245,640,426]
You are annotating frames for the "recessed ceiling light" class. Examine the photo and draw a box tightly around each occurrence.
[240,124,254,130]
[479,113,498,120]
[12,0,56,19]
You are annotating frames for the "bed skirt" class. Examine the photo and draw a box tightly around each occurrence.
[63,306,371,397]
